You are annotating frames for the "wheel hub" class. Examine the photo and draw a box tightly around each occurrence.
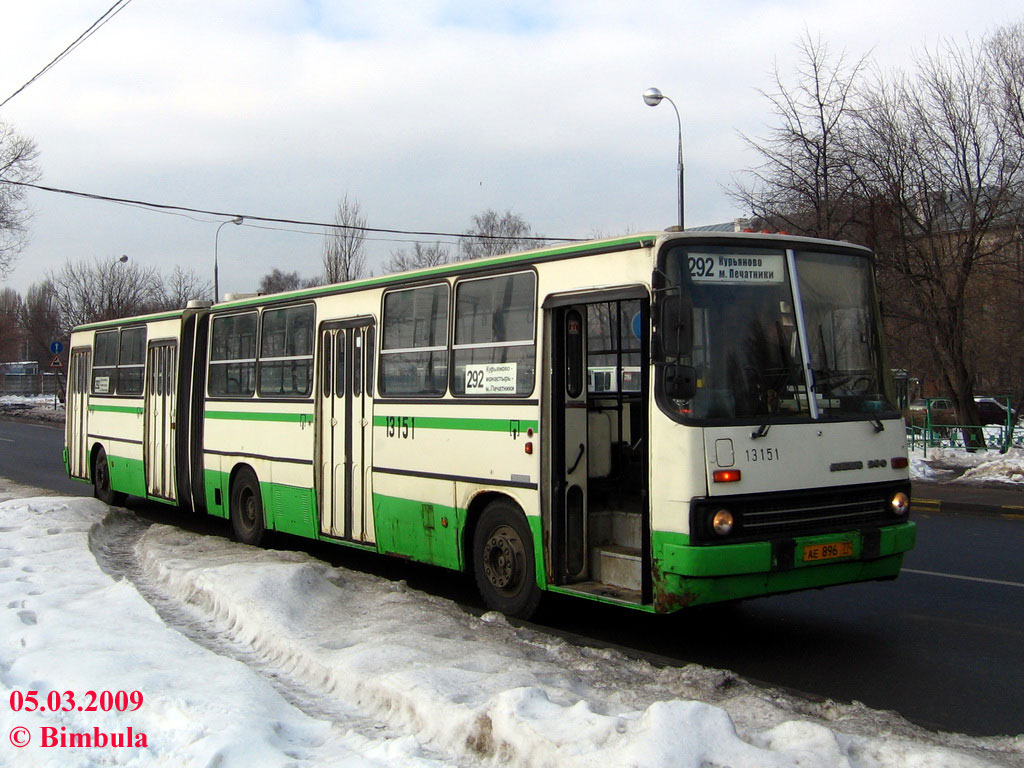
[483,525,523,593]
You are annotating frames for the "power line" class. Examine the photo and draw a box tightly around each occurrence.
[0,0,138,110]
[2,179,574,243]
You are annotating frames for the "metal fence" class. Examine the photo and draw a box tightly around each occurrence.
[0,373,62,396]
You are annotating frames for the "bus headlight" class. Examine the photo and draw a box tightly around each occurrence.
[711,509,734,536]
[890,492,910,517]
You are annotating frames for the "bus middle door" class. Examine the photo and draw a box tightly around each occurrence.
[318,319,375,543]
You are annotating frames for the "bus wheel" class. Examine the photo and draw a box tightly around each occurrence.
[230,469,265,546]
[92,448,127,506]
[472,500,541,619]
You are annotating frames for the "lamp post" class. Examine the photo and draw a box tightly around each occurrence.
[642,87,684,230]
[213,216,243,303]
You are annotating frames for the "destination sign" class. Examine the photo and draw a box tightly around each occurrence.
[687,253,786,284]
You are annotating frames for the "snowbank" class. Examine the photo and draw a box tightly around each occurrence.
[2,487,1019,767]
[0,394,64,425]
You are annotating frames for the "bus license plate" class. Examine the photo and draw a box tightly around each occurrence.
[802,540,854,562]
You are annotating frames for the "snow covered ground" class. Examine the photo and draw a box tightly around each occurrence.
[0,394,65,425]
[2,481,1022,768]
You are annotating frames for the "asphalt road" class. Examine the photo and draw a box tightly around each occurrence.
[0,418,88,496]
[1,417,1021,737]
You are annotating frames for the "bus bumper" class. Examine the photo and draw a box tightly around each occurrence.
[651,521,916,613]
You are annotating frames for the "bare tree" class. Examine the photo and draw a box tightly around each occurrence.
[735,24,1024,447]
[0,287,23,360]
[158,265,212,309]
[20,280,62,369]
[0,122,40,278]
[48,257,164,331]
[321,194,368,284]
[730,31,869,240]
[853,33,1024,443]
[258,268,305,294]
[459,209,540,260]
[383,241,451,274]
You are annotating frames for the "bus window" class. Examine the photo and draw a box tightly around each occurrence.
[117,327,146,395]
[380,284,449,396]
[453,272,535,396]
[92,330,119,394]
[258,304,315,397]
[209,312,258,397]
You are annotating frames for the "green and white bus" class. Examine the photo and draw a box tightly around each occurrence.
[65,230,915,618]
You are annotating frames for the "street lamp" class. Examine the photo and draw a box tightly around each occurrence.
[213,216,243,303]
[642,87,684,230]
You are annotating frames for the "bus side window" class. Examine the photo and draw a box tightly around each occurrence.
[380,284,449,396]
[92,330,119,394]
[209,312,258,397]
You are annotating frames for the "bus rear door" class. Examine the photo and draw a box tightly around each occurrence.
[144,341,178,501]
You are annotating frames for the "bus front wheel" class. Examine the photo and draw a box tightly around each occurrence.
[230,468,265,546]
[472,500,541,619]
[92,447,127,506]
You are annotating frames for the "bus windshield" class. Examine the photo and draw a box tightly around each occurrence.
[659,244,896,422]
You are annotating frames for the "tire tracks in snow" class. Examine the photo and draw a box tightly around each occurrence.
[87,507,474,767]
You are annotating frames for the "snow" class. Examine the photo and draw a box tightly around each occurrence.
[2,481,1022,767]
[0,394,65,425]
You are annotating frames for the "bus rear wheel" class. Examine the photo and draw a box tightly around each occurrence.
[92,447,127,506]
[472,500,541,619]
[230,468,265,546]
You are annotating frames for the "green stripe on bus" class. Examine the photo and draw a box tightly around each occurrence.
[205,410,314,423]
[89,404,145,415]
[372,415,538,432]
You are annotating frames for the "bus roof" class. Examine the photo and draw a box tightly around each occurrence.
[71,229,872,329]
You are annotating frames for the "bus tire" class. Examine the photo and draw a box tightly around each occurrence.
[230,468,265,546]
[472,500,541,619]
[92,447,127,506]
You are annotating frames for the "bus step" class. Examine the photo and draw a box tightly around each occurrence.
[561,580,642,606]
[590,545,642,592]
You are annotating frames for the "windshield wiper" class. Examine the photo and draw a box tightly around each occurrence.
[751,423,771,439]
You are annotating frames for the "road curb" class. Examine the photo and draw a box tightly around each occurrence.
[912,496,1024,520]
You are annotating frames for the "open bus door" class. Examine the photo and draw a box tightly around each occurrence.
[545,292,651,604]
[549,304,590,583]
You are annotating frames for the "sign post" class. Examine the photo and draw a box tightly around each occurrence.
[49,342,64,407]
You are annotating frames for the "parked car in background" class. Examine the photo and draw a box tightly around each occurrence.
[974,397,1017,425]
[906,396,1016,427]
[907,398,956,427]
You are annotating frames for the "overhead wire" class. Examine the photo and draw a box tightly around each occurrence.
[0,0,138,110]
[2,179,575,243]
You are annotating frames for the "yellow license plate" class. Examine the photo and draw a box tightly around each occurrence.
[802,540,854,562]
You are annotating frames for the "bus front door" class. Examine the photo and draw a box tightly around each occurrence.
[144,341,178,501]
[67,349,91,480]
[318,320,375,543]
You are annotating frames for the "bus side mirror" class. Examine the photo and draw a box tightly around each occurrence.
[664,364,697,400]
[658,293,693,358]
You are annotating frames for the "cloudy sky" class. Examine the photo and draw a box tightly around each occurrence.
[1,1,1022,298]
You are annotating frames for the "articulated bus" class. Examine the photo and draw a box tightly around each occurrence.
[64,230,915,617]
